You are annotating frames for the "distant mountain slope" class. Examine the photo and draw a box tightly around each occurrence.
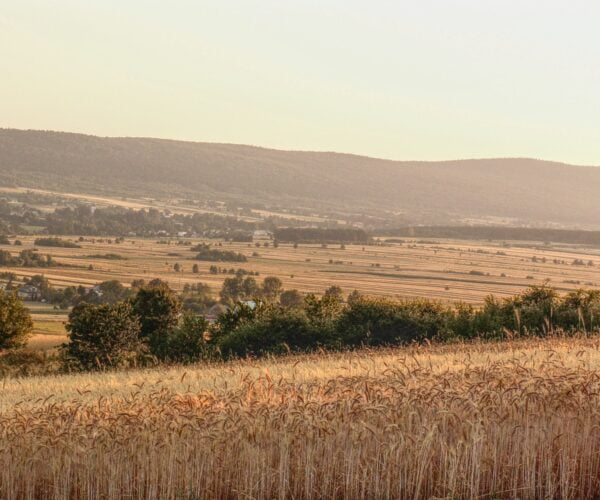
[1,128,599,227]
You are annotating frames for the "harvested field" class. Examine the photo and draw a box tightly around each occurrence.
[4,235,600,305]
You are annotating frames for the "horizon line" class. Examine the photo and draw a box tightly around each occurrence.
[2,126,598,168]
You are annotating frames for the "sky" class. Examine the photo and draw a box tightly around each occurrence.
[1,1,599,164]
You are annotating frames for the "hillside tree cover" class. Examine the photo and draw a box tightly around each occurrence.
[4,129,600,227]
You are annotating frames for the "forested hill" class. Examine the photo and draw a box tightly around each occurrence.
[1,128,600,227]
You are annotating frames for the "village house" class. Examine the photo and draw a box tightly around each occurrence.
[253,229,272,240]
[17,284,41,301]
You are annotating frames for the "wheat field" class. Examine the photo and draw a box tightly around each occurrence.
[3,336,600,498]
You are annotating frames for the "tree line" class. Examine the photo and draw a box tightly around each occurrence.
[3,283,600,372]
[0,203,259,238]
[380,226,600,246]
[0,250,57,268]
[273,227,370,244]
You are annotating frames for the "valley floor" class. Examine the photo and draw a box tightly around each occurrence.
[3,336,600,498]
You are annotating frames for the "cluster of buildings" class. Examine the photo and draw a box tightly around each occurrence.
[0,282,41,301]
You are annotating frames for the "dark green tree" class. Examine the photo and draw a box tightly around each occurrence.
[261,276,283,302]
[217,307,319,358]
[347,289,362,305]
[131,283,181,359]
[63,301,142,370]
[280,289,304,309]
[324,285,344,303]
[0,291,33,350]
[166,313,210,362]
[220,276,259,304]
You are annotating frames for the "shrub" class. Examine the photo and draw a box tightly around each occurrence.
[335,297,454,347]
[192,244,247,262]
[0,249,57,268]
[446,302,478,340]
[556,289,600,332]
[515,286,560,334]
[211,301,261,342]
[84,253,128,260]
[0,291,33,350]
[83,280,131,305]
[63,302,143,370]
[0,350,60,378]
[131,283,182,360]
[474,285,560,337]
[280,289,304,309]
[217,307,324,358]
[34,238,81,248]
[0,250,14,265]
[304,293,344,336]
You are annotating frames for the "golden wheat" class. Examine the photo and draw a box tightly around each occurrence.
[3,337,600,498]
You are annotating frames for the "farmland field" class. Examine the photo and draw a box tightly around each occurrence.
[3,336,600,498]
[3,233,600,352]
[3,235,600,306]
[21,301,68,351]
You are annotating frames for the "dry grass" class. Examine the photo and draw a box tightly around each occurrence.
[23,302,68,351]
[3,337,600,498]
[30,320,67,336]
[25,333,67,351]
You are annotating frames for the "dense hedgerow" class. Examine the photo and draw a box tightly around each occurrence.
[191,243,247,262]
[34,237,81,248]
[212,286,600,358]
[7,283,600,372]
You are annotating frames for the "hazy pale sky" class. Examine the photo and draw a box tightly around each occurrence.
[1,1,599,164]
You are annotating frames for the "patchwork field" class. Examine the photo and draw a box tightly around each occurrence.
[4,234,600,352]
[3,235,600,305]
[3,336,600,498]
[21,301,68,351]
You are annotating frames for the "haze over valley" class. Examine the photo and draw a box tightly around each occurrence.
[2,128,599,229]
[4,2,600,498]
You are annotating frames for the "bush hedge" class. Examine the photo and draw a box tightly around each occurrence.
[53,284,600,371]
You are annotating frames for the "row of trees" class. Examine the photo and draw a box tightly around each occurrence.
[59,284,600,369]
[380,226,600,246]
[219,275,291,304]
[11,276,134,309]
[33,237,81,248]
[0,250,56,268]
[4,283,600,372]
[273,227,370,244]
[191,243,248,262]
[45,206,259,237]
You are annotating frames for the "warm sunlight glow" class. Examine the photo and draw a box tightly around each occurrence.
[1,1,599,164]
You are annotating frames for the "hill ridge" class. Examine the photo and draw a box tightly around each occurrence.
[1,128,599,228]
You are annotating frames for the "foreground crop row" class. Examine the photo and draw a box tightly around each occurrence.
[3,337,600,498]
